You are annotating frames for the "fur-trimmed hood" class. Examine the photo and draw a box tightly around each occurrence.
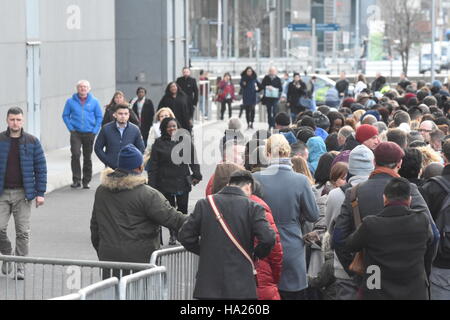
[100,168,148,191]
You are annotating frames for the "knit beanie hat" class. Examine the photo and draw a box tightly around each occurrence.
[355,124,379,144]
[374,142,405,164]
[349,145,374,176]
[117,144,143,172]
[360,110,381,123]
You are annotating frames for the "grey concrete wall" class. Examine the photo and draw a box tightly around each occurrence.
[0,0,27,127]
[116,0,188,107]
[39,0,116,151]
[0,0,116,151]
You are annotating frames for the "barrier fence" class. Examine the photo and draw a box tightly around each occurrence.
[78,277,119,300]
[119,266,167,300]
[150,246,198,300]
[0,255,153,300]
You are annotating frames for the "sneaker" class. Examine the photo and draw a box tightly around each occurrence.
[71,182,81,189]
[1,262,12,275]
[82,184,90,189]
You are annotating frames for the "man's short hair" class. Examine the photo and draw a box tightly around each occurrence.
[7,107,24,117]
[76,80,91,89]
[290,141,308,157]
[393,111,411,127]
[423,96,438,107]
[136,87,147,94]
[387,129,408,149]
[338,126,355,139]
[228,118,243,130]
[228,170,254,187]
[115,104,130,112]
[430,129,445,143]
[384,177,411,202]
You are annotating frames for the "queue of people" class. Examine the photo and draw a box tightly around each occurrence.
[11,68,449,301]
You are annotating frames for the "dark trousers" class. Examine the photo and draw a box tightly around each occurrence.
[239,104,245,118]
[163,192,189,238]
[221,99,233,120]
[265,100,278,129]
[279,289,307,300]
[70,131,95,185]
[245,105,256,125]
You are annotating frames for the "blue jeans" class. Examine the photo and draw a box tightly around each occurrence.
[265,100,279,129]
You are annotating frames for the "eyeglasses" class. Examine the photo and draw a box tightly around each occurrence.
[418,129,433,133]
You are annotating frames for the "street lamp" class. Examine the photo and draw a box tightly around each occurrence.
[431,0,436,82]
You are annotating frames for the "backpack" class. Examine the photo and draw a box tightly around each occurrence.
[429,177,450,261]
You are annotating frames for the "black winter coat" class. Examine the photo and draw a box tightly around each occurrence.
[260,75,282,105]
[178,186,276,299]
[91,169,188,264]
[287,81,308,114]
[158,94,192,132]
[346,205,434,300]
[148,135,202,194]
[420,165,450,268]
[132,98,155,144]
[176,76,199,116]
[332,173,438,275]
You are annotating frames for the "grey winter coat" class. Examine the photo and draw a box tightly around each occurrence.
[253,164,320,291]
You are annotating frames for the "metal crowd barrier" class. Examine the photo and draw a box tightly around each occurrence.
[149,246,198,300]
[119,266,167,300]
[79,277,119,300]
[0,255,153,300]
[50,293,82,300]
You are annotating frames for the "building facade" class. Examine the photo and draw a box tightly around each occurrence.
[115,0,190,104]
[0,0,116,151]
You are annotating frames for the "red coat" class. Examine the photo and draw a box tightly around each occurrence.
[217,81,235,102]
[251,195,283,300]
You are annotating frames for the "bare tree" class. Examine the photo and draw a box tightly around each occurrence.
[380,0,426,75]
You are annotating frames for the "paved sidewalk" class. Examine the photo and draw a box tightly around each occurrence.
[44,118,220,194]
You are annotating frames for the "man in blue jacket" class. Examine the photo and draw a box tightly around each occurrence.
[95,104,145,169]
[62,80,103,189]
[0,107,47,280]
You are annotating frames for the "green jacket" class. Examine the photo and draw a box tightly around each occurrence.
[91,168,187,263]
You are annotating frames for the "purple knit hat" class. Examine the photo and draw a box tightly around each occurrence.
[331,150,351,168]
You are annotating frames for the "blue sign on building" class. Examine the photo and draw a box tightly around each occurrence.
[288,23,341,32]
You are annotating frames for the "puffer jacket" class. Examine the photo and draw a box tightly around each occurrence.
[62,93,103,134]
[251,195,283,300]
[0,129,47,200]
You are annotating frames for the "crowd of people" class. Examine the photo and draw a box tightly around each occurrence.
[3,63,450,301]
[178,71,450,300]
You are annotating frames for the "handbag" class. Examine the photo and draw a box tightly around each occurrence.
[207,195,257,278]
[348,184,365,276]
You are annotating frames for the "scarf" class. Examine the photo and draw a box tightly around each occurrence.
[369,167,400,179]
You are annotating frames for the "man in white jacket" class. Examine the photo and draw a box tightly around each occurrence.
[324,145,374,300]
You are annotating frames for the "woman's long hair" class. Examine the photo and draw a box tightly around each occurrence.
[241,66,257,79]
[292,156,315,185]
[106,91,126,110]
[164,82,186,98]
